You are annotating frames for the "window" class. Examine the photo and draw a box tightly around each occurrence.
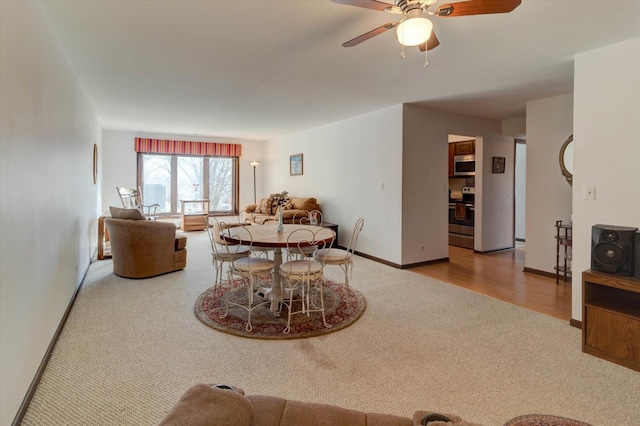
[138,153,237,215]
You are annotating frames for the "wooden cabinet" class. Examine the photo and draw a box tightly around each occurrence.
[554,220,572,283]
[180,199,210,231]
[97,216,111,260]
[454,140,475,156]
[448,143,455,177]
[582,270,640,371]
[321,222,339,248]
[449,141,475,178]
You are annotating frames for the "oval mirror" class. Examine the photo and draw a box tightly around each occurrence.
[559,134,573,186]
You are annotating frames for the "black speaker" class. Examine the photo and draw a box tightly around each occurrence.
[635,232,640,280]
[591,224,637,276]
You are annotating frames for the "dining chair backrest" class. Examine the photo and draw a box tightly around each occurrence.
[222,222,254,254]
[292,210,323,226]
[207,222,237,258]
[206,225,219,256]
[345,217,365,255]
[209,215,242,245]
[284,228,334,264]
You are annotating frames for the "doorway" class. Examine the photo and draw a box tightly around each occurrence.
[514,139,526,247]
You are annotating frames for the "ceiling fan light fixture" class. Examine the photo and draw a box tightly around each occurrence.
[396,16,433,47]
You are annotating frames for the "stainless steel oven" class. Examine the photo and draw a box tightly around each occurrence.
[453,154,476,176]
[449,204,475,227]
[449,187,474,249]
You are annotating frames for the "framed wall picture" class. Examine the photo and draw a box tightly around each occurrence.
[492,156,505,174]
[290,153,303,176]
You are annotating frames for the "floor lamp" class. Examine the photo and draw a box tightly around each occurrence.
[250,161,260,203]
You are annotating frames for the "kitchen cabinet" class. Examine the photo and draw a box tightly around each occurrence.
[448,143,455,177]
[454,140,475,155]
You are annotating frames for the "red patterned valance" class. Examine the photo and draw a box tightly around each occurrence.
[134,138,242,157]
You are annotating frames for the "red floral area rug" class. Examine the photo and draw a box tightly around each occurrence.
[504,414,594,426]
[194,279,366,339]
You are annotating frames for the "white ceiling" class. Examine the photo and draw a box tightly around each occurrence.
[42,0,640,141]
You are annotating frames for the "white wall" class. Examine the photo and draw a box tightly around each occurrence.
[502,116,526,138]
[265,106,404,264]
[572,37,640,320]
[524,94,573,275]
[263,104,513,266]
[403,105,513,259]
[0,2,100,424]
[101,130,265,213]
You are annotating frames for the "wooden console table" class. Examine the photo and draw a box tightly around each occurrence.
[321,222,339,248]
[180,199,210,231]
[97,215,111,260]
[582,269,640,371]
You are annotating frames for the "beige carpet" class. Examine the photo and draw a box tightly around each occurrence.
[21,230,640,425]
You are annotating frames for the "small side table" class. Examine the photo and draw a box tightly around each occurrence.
[554,220,572,284]
[97,216,111,260]
[180,199,210,231]
[321,222,339,248]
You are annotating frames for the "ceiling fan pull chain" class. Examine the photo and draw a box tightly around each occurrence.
[423,47,429,68]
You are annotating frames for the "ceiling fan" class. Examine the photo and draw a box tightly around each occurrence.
[332,0,521,64]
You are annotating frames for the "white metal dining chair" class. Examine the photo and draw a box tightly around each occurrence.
[206,217,251,291]
[292,210,323,226]
[313,217,364,307]
[279,228,335,334]
[290,210,324,259]
[220,224,274,332]
[240,221,273,259]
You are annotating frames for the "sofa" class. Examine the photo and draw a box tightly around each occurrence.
[240,195,321,225]
[104,207,187,278]
[159,384,593,426]
[158,384,463,426]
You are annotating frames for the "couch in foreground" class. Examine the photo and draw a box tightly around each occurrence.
[159,384,593,426]
[104,210,187,278]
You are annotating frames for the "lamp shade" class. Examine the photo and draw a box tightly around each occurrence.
[396,16,433,46]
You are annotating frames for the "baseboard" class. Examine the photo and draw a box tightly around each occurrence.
[353,250,402,268]
[569,319,582,329]
[523,267,571,282]
[402,257,449,269]
[474,247,514,254]
[11,264,89,426]
[351,250,448,269]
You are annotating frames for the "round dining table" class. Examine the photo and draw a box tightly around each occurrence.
[223,223,335,314]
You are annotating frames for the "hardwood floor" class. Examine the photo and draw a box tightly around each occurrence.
[411,245,573,321]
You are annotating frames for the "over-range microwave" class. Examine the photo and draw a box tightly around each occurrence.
[453,154,476,176]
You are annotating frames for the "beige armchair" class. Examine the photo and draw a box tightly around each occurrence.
[104,214,187,279]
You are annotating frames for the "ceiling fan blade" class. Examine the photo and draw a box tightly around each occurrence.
[436,0,521,17]
[342,22,399,47]
[418,31,440,51]
[331,0,397,12]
